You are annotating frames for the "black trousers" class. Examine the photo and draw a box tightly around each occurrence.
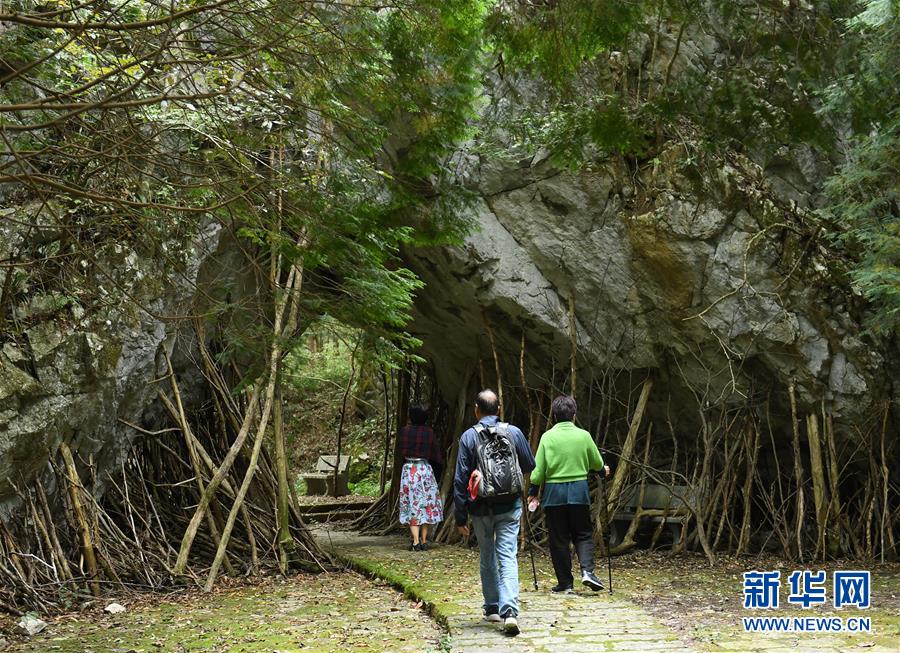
[544,504,595,587]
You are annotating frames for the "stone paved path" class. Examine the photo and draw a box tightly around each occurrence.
[447,593,694,653]
[316,529,694,653]
[316,529,897,653]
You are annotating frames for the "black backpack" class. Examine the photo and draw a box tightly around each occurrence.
[473,422,524,502]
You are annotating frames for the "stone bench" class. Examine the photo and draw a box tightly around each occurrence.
[301,455,350,496]
[609,484,697,547]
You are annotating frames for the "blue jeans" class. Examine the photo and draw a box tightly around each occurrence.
[470,500,522,618]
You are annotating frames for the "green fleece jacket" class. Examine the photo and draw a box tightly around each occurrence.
[530,421,604,485]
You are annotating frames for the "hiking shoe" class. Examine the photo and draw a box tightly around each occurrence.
[503,616,520,636]
[551,583,574,594]
[581,570,604,591]
[419,542,429,551]
[483,611,502,623]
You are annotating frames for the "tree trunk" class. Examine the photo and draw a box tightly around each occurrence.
[158,388,236,576]
[568,293,577,395]
[606,377,653,510]
[379,369,392,495]
[879,402,893,562]
[611,424,652,554]
[204,261,303,591]
[388,369,411,523]
[274,384,293,573]
[333,343,358,497]
[36,477,73,582]
[172,385,261,575]
[823,411,847,558]
[59,442,100,596]
[737,421,760,555]
[486,322,504,420]
[806,413,828,559]
[788,379,806,561]
[435,372,472,543]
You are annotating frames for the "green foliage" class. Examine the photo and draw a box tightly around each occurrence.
[486,0,641,88]
[347,477,381,497]
[536,97,650,165]
[481,1,847,160]
[283,318,376,394]
[282,320,392,474]
[5,0,893,340]
[481,0,896,332]
[0,0,488,359]
[821,0,899,334]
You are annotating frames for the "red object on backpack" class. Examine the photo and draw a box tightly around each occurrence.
[468,470,482,500]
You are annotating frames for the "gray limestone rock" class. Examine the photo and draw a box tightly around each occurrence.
[0,218,222,513]
[16,615,48,636]
[1,108,894,525]
[405,143,893,439]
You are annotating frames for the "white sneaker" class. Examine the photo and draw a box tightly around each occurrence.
[483,612,502,623]
[581,570,604,591]
[503,616,520,636]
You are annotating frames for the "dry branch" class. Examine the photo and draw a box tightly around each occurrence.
[606,377,653,510]
[788,379,806,561]
[59,442,100,596]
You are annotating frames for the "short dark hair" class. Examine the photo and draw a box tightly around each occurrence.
[409,404,429,425]
[551,395,577,423]
[476,389,499,416]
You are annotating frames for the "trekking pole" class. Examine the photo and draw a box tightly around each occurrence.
[523,496,538,590]
[597,474,613,595]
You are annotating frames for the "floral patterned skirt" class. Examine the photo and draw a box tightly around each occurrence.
[399,460,443,526]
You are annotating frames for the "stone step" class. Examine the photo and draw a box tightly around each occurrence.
[297,499,375,514]
[300,508,366,523]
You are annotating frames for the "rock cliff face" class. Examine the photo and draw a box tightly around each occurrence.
[399,11,896,441]
[404,143,893,437]
[2,13,897,510]
[2,143,893,513]
[0,218,223,512]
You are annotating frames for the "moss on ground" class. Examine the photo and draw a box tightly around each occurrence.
[325,536,581,617]
[605,550,900,651]
[10,535,897,653]
[6,572,443,653]
[323,531,900,652]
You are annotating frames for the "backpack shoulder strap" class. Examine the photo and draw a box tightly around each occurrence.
[475,422,509,438]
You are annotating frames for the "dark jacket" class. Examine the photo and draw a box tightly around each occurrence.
[453,415,536,526]
[398,424,444,480]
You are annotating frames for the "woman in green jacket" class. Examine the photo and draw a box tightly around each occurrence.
[527,395,610,593]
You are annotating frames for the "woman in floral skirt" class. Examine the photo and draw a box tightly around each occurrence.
[397,404,444,550]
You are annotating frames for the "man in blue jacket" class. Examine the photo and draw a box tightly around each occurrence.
[454,389,535,636]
